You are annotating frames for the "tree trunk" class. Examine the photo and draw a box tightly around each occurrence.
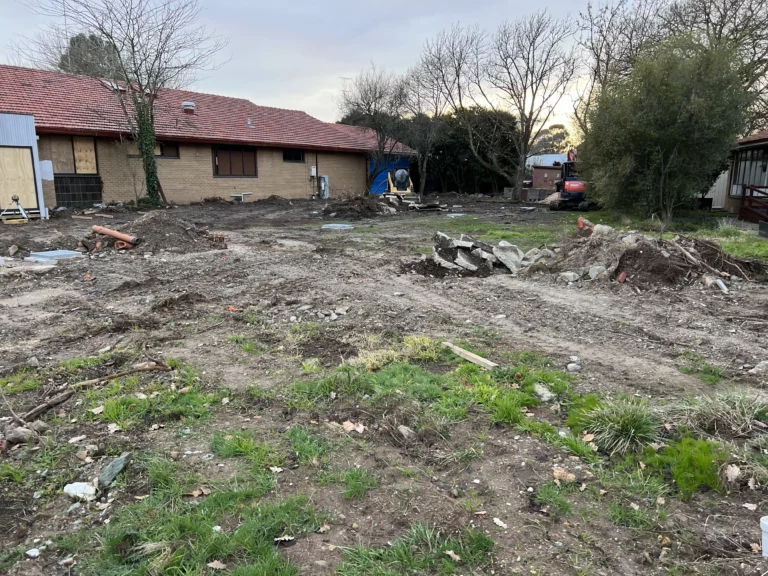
[135,102,161,205]
[515,149,527,196]
[418,155,428,194]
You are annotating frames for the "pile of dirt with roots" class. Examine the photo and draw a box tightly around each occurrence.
[117,211,227,253]
[549,225,762,287]
[323,195,396,219]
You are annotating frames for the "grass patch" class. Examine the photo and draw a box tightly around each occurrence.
[58,354,110,373]
[0,463,24,483]
[336,523,494,575]
[228,334,264,355]
[319,467,378,499]
[667,393,768,438]
[534,481,576,518]
[642,437,725,501]
[65,457,324,575]
[434,216,561,250]
[287,426,330,465]
[609,501,656,530]
[677,350,724,384]
[721,236,768,260]
[211,430,284,468]
[0,369,41,395]
[575,398,660,456]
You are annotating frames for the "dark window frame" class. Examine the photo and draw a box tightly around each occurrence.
[283,148,305,163]
[213,145,258,178]
[156,141,180,159]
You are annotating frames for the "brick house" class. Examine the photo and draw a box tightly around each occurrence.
[0,65,371,208]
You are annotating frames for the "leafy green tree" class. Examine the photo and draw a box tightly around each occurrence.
[580,39,749,220]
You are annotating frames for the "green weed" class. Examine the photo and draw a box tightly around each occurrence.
[58,354,109,373]
[609,501,655,530]
[0,463,24,483]
[643,437,725,501]
[576,399,660,456]
[0,370,41,395]
[287,426,329,464]
[721,236,768,260]
[336,523,494,575]
[534,481,576,518]
[677,350,724,384]
[340,468,377,499]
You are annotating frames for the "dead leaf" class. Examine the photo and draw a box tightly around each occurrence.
[493,518,508,529]
[743,503,758,511]
[749,477,758,490]
[639,461,646,470]
[328,545,336,552]
[89,406,104,415]
[659,536,671,547]
[223,435,233,440]
[599,489,608,496]
[207,560,227,570]
[579,483,587,492]
[134,495,149,501]
[269,466,283,474]
[725,464,741,483]
[553,467,576,483]
[68,435,86,444]
[663,423,672,431]
[178,387,190,394]
[342,420,365,434]
[317,524,330,534]
[107,423,121,434]
[444,550,461,562]
[751,543,761,553]
[76,450,89,461]
[581,433,595,442]
[474,511,487,517]
[311,457,320,468]
[221,397,230,405]
[656,496,665,505]
[630,503,640,511]
[200,487,211,495]
[184,489,203,498]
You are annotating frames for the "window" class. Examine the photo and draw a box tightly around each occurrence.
[155,142,179,158]
[49,135,98,175]
[731,147,768,196]
[283,148,305,163]
[213,146,257,177]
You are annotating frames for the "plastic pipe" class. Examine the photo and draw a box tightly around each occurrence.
[92,225,140,246]
[762,516,768,557]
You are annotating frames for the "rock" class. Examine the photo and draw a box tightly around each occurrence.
[524,248,541,261]
[27,420,50,434]
[533,383,555,402]
[462,234,494,253]
[313,561,329,567]
[27,356,40,368]
[497,241,525,260]
[701,274,719,288]
[433,232,455,252]
[493,245,522,272]
[592,224,614,236]
[98,345,112,354]
[26,548,40,559]
[329,313,338,321]
[274,239,317,251]
[334,306,349,315]
[5,427,35,444]
[588,265,607,280]
[567,363,582,372]
[64,482,97,501]
[9,245,18,256]
[471,248,498,264]
[560,271,580,283]
[432,248,460,270]
[749,361,768,375]
[297,304,312,312]
[397,425,416,441]
[538,248,556,260]
[454,248,484,272]
[97,452,132,490]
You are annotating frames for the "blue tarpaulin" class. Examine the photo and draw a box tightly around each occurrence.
[370,157,410,194]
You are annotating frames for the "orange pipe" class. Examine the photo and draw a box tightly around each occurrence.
[114,240,134,250]
[92,225,140,246]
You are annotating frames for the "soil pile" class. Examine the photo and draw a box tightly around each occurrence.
[118,211,227,253]
[324,196,396,219]
[550,226,761,286]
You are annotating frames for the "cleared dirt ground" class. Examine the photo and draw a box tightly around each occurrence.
[2,196,768,575]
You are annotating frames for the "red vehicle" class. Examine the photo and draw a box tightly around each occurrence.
[550,162,596,211]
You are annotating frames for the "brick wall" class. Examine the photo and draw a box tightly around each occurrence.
[37,135,368,205]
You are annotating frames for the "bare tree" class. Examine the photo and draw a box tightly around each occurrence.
[401,63,448,194]
[339,65,406,193]
[662,0,768,131]
[19,0,225,204]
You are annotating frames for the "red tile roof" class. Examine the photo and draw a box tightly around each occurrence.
[0,65,369,153]
[327,123,413,155]
[739,130,768,145]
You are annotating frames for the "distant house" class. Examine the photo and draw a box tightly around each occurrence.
[0,65,373,211]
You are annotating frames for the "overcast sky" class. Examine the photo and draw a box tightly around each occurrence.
[0,0,583,122]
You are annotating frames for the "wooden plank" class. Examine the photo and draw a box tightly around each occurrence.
[441,341,499,369]
[73,137,97,174]
[0,147,38,209]
[71,215,94,220]
[49,135,75,173]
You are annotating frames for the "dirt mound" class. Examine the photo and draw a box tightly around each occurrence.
[254,195,293,206]
[551,227,762,287]
[324,195,395,219]
[119,211,227,253]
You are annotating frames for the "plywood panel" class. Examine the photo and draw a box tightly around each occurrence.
[0,147,38,209]
[50,135,75,173]
[73,136,97,174]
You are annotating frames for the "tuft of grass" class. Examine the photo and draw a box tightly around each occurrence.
[340,468,378,499]
[721,236,768,260]
[576,399,660,456]
[0,463,25,483]
[565,394,603,433]
[1,370,42,395]
[336,523,494,575]
[228,334,264,355]
[58,354,110,373]
[490,391,527,425]
[643,437,725,501]
[287,426,329,464]
[667,393,767,438]
[534,481,576,518]
[609,501,655,530]
[596,463,670,501]
[677,350,724,384]
[301,358,323,373]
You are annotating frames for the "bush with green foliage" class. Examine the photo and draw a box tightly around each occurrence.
[643,437,726,500]
[581,38,749,220]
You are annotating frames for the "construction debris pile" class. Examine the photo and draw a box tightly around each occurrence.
[324,195,451,219]
[406,231,557,277]
[79,211,227,255]
[549,224,761,287]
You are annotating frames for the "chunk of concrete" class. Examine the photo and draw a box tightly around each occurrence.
[497,241,525,260]
[98,452,132,490]
[398,425,417,441]
[538,248,557,260]
[5,426,35,444]
[493,246,522,272]
[64,482,97,501]
[524,248,541,262]
[461,234,495,253]
[433,231,455,252]
[28,420,50,434]
[588,265,607,280]
[8,245,18,257]
[592,224,615,236]
[454,248,484,272]
[432,248,460,270]
[560,271,580,283]
[533,383,555,402]
[471,248,498,264]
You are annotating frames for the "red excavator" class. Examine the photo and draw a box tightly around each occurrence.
[549,160,598,211]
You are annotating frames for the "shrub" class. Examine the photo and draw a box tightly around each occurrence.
[644,437,725,500]
[577,399,660,456]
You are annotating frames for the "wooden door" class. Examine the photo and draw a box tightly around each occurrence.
[0,146,38,209]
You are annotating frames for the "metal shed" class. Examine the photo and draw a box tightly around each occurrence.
[0,113,48,219]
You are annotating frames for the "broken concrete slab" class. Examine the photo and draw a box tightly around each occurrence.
[524,248,542,261]
[493,245,522,273]
[461,234,495,253]
[98,452,132,490]
[0,264,56,276]
[64,482,97,501]
[588,265,607,280]
[432,248,460,270]
[471,248,498,264]
[454,248,485,272]
[497,241,525,260]
[559,271,581,283]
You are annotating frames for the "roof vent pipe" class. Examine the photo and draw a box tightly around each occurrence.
[181,101,196,113]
